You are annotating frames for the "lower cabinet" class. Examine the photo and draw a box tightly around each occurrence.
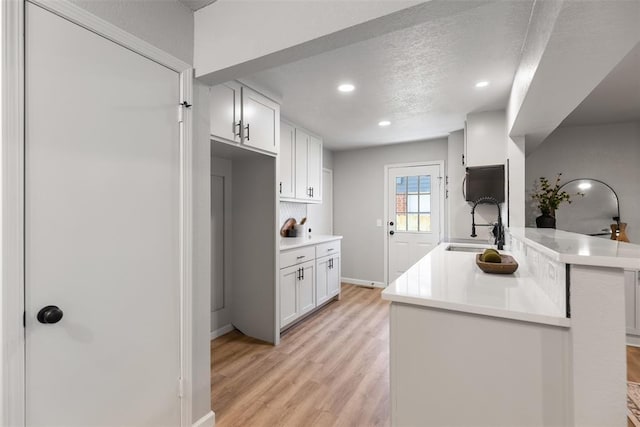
[280,239,341,330]
[626,270,640,336]
[279,260,315,329]
[317,254,341,306]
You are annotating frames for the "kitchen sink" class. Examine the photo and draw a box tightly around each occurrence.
[445,245,488,253]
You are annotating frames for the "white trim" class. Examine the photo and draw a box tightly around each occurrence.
[210,324,235,340]
[341,277,386,289]
[192,410,215,427]
[383,161,445,286]
[2,1,195,426]
[28,0,189,72]
[179,70,195,427]
[627,334,640,348]
[2,1,26,425]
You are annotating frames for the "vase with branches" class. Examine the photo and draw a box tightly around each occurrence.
[531,173,582,228]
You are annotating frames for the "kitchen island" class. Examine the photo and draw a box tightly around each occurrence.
[382,228,640,427]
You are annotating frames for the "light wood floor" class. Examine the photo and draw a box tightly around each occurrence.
[212,283,640,426]
[211,284,389,426]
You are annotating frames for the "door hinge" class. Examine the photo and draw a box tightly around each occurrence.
[23,311,26,327]
[177,101,192,123]
[178,377,184,398]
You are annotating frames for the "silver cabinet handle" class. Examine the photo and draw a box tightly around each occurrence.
[244,123,250,140]
[296,255,305,259]
[327,248,334,252]
[234,121,242,138]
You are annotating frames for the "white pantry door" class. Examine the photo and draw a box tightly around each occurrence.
[25,3,181,426]
[387,165,442,284]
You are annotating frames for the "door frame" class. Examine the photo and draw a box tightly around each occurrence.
[2,1,195,426]
[383,161,445,286]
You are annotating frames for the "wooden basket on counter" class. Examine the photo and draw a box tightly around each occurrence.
[475,254,519,274]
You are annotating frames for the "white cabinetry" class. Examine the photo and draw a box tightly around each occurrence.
[209,82,241,143]
[280,121,323,203]
[464,110,506,167]
[279,238,341,330]
[209,82,280,155]
[279,122,295,198]
[625,270,640,336]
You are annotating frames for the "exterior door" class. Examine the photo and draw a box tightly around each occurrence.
[25,3,181,426]
[387,164,442,284]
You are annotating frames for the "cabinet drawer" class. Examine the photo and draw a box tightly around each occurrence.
[316,240,341,258]
[280,246,315,269]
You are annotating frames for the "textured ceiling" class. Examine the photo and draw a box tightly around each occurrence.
[561,42,640,127]
[246,0,534,151]
[178,0,216,12]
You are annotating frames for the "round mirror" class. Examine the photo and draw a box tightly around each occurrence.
[556,179,620,237]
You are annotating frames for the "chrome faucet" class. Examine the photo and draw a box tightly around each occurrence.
[470,196,504,250]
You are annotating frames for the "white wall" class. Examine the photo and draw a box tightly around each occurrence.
[68,0,194,65]
[526,121,640,243]
[334,138,447,284]
[192,80,212,423]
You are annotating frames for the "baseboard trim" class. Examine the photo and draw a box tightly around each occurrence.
[341,277,386,289]
[210,324,235,340]
[627,334,640,347]
[192,410,215,427]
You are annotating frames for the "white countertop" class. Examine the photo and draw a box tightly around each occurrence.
[279,234,343,251]
[509,227,640,270]
[381,243,570,327]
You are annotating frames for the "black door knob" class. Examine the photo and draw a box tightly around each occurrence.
[37,305,63,324]
[389,230,395,235]
[389,221,394,226]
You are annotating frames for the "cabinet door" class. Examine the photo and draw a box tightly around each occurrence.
[280,266,299,328]
[298,261,316,316]
[209,82,241,143]
[295,129,309,200]
[307,135,323,202]
[241,86,279,155]
[316,256,330,305]
[328,254,341,297]
[279,122,296,199]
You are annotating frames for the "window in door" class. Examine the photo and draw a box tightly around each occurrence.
[395,175,431,232]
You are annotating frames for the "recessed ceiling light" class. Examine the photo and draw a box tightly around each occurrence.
[338,83,355,93]
[378,120,391,127]
[475,81,490,88]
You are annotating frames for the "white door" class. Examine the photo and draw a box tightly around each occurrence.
[25,4,181,426]
[298,261,316,316]
[294,129,310,199]
[211,157,232,337]
[327,254,341,297]
[209,82,241,143]
[387,165,442,284]
[307,136,323,202]
[280,266,299,328]
[307,169,333,234]
[279,122,296,198]
[316,256,330,305]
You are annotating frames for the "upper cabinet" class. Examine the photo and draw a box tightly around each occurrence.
[209,82,280,156]
[281,122,323,203]
[463,110,506,167]
[280,122,295,199]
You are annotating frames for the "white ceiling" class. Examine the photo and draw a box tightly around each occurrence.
[561,42,640,127]
[178,0,216,12]
[246,0,534,151]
